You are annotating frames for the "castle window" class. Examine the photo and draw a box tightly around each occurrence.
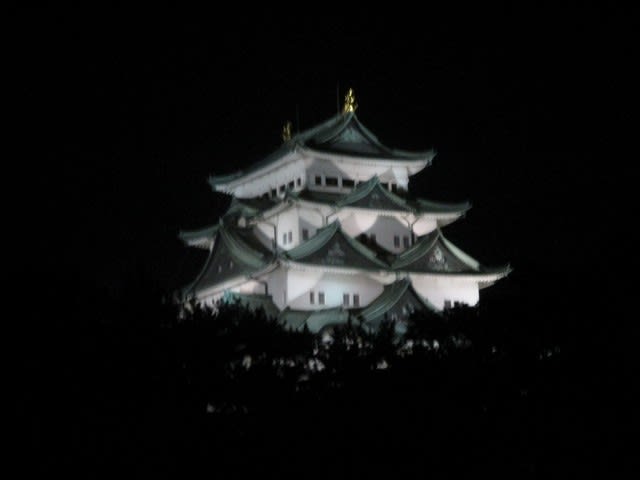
[271,188,277,197]
[391,183,398,193]
[325,177,338,187]
[381,182,389,190]
[343,293,350,307]
[302,228,309,241]
[353,294,360,307]
[315,175,322,185]
[318,292,325,305]
[296,177,302,187]
[279,185,285,194]
[288,231,293,243]
[342,179,355,188]
[403,235,410,248]
[444,300,452,309]
[309,291,315,304]
[288,181,294,190]
[394,235,400,248]
[282,233,287,245]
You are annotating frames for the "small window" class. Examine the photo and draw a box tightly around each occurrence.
[271,188,277,197]
[403,236,410,248]
[282,233,287,245]
[279,185,285,194]
[288,231,293,243]
[353,294,360,307]
[342,178,355,188]
[391,183,398,193]
[343,293,350,307]
[315,175,322,185]
[318,292,325,305]
[296,177,302,187]
[325,177,338,187]
[381,182,389,190]
[262,192,269,199]
[302,228,309,241]
[309,291,315,304]
[288,181,294,190]
[444,300,452,309]
[369,233,376,243]
[394,235,400,248]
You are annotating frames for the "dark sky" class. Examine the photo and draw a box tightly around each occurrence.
[12,5,636,311]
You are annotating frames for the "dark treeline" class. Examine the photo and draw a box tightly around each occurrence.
[25,286,630,479]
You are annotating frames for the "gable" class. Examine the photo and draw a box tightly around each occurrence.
[196,239,250,288]
[392,232,479,273]
[299,232,383,269]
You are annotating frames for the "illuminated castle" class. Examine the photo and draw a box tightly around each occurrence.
[179,89,510,332]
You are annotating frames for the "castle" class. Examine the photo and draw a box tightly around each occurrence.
[179,89,510,332]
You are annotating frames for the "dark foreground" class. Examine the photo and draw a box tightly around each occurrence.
[24,283,632,479]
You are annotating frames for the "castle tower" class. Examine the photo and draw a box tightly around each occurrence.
[179,90,510,332]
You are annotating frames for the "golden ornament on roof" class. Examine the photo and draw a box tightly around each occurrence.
[343,88,357,113]
[282,121,293,142]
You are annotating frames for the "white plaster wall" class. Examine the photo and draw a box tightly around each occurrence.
[337,210,378,236]
[255,205,332,250]
[366,270,399,286]
[410,274,479,310]
[286,270,384,310]
[275,208,300,250]
[298,204,330,229]
[340,213,412,253]
[305,158,409,193]
[253,208,301,250]
[266,266,288,310]
[329,160,406,186]
[298,217,319,242]
[233,158,307,198]
[232,279,266,295]
[306,159,351,193]
[285,269,324,307]
[391,166,409,190]
[412,217,439,236]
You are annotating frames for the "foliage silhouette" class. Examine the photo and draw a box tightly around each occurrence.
[31,291,617,478]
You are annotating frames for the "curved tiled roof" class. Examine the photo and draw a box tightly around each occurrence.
[284,221,388,270]
[391,229,511,276]
[209,112,434,187]
[356,278,437,324]
[185,223,274,295]
[300,112,434,160]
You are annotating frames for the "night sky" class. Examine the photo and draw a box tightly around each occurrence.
[13,5,635,329]
[13,5,639,477]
